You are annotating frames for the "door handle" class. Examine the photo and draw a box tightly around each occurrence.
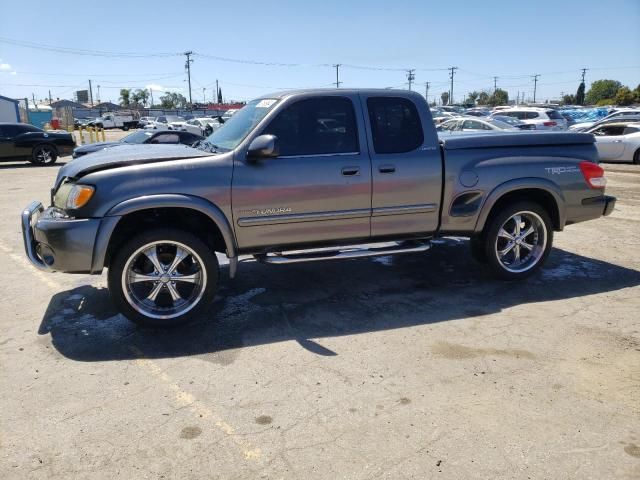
[341,166,360,176]
[613,139,623,143]
[379,164,396,174]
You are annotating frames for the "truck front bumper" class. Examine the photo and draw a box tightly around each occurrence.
[22,201,101,273]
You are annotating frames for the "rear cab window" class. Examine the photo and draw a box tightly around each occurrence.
[546,110,564,120]
[366,97,424,154]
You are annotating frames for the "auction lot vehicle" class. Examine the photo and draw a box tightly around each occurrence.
[22,89,616,326]
[497,107,568,130]
[588,122,640,164]
[90,111,139,131]
[72,130,204,158]
[0,122,75,165]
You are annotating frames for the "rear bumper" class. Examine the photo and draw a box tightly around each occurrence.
[581,194,616,216]
[22,201,101,273]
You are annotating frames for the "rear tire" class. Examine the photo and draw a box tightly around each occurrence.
[30,144,58,165]
[108,229,219,327]
[122,125,129,131]
[483,201,553,280]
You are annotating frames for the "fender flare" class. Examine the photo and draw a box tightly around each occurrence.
[473,178,566,234]
[90,194,236,273]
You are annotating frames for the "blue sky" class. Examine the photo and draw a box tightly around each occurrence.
[0,0,638,105]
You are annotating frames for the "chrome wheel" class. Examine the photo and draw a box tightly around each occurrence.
[121,240,207,320]
[494,211,547,273]
[33,146,54,164]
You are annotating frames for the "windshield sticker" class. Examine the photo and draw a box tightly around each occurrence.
[256,99,277,109]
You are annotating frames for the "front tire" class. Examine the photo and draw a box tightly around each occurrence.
[108,229,219,327]
[483,202,553,280]
[30,144,58,165]
[633,148,640,165]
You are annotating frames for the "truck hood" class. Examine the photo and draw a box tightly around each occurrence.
[56,144,212,184]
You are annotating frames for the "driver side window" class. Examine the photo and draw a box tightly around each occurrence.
[261,97,359,157]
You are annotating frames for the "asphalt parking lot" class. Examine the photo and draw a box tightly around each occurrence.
[1,150,639,479]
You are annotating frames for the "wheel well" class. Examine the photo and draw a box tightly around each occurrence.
[105,207,227,268]
[482,188,560,234]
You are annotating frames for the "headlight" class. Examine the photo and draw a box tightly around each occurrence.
[67,185,95,209]
[54,182,95,210]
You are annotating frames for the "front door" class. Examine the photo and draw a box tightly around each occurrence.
[362,94,442,238]
[593,125,627,160]
[232,95,372,250]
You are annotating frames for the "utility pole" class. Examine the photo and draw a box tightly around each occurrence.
[184,51,193,106]
[580,68,588,84]
[493,76,498,95]
[48,90,52,106]
[97,85,101,104]
[88,79,93,106]
[203,87,206,104]
[448,66,458,104]
[149,88,154,108]
[424,81,430,103]
[333,64,342,88]
[32,93,36,109]
[216,79,219,104]
[532,74,540,103]
[406,69,415,91]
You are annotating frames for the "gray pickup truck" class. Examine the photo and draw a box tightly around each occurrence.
[22,89,615,326]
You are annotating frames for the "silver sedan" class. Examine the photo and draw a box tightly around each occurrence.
[589,122,640,164]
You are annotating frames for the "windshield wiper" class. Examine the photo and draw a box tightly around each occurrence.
[193,140,221,153]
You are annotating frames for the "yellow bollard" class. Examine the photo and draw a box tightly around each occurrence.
[101,127,106,142]
[79,127,86,145]
[89,126,95,144]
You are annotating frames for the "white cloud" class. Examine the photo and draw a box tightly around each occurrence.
[0,63,12,71]
[146,84,167,92]
[10,71,17,75]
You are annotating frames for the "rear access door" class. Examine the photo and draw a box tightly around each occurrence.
[361,93,442,237]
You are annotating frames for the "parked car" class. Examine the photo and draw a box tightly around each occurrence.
[437,117,520,133]
[22,89,614,327]
[570,109,640,131]
[72,129,203,158]
[89,111,139,131]
[138,116,156,128]
[489,115,536,130]
[587,122,640,164]
[182,117,225,136]
[0,122,75,165]
[495,107,567,130]
[464,108,491,117]
[144,115,184,130]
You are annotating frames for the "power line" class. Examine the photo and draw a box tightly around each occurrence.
[0,36,179,58]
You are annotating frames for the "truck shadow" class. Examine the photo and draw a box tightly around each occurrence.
[39,239,640,362]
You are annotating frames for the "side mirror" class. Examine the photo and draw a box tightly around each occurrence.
[247,134,279,160]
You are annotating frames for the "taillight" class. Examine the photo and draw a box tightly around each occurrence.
[579,161,606,189]
[543,121,557,127]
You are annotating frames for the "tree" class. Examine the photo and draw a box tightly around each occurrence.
[614,86,636,106]
[476,91,490,106]
[131,89,149,107]
[467,91,480,105]
[562,94,576,105]
[585,79,622,105]
[440,91,449,105]
[119,88,130,107]
[159,92,188,109]
[575,82,585,105]
[489,88,508,106]
[634,84,640,103]
[217,87,223,104]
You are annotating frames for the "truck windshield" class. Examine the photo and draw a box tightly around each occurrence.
[204,98,278,151]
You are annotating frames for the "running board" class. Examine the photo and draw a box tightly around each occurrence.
[254,241,431,265]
